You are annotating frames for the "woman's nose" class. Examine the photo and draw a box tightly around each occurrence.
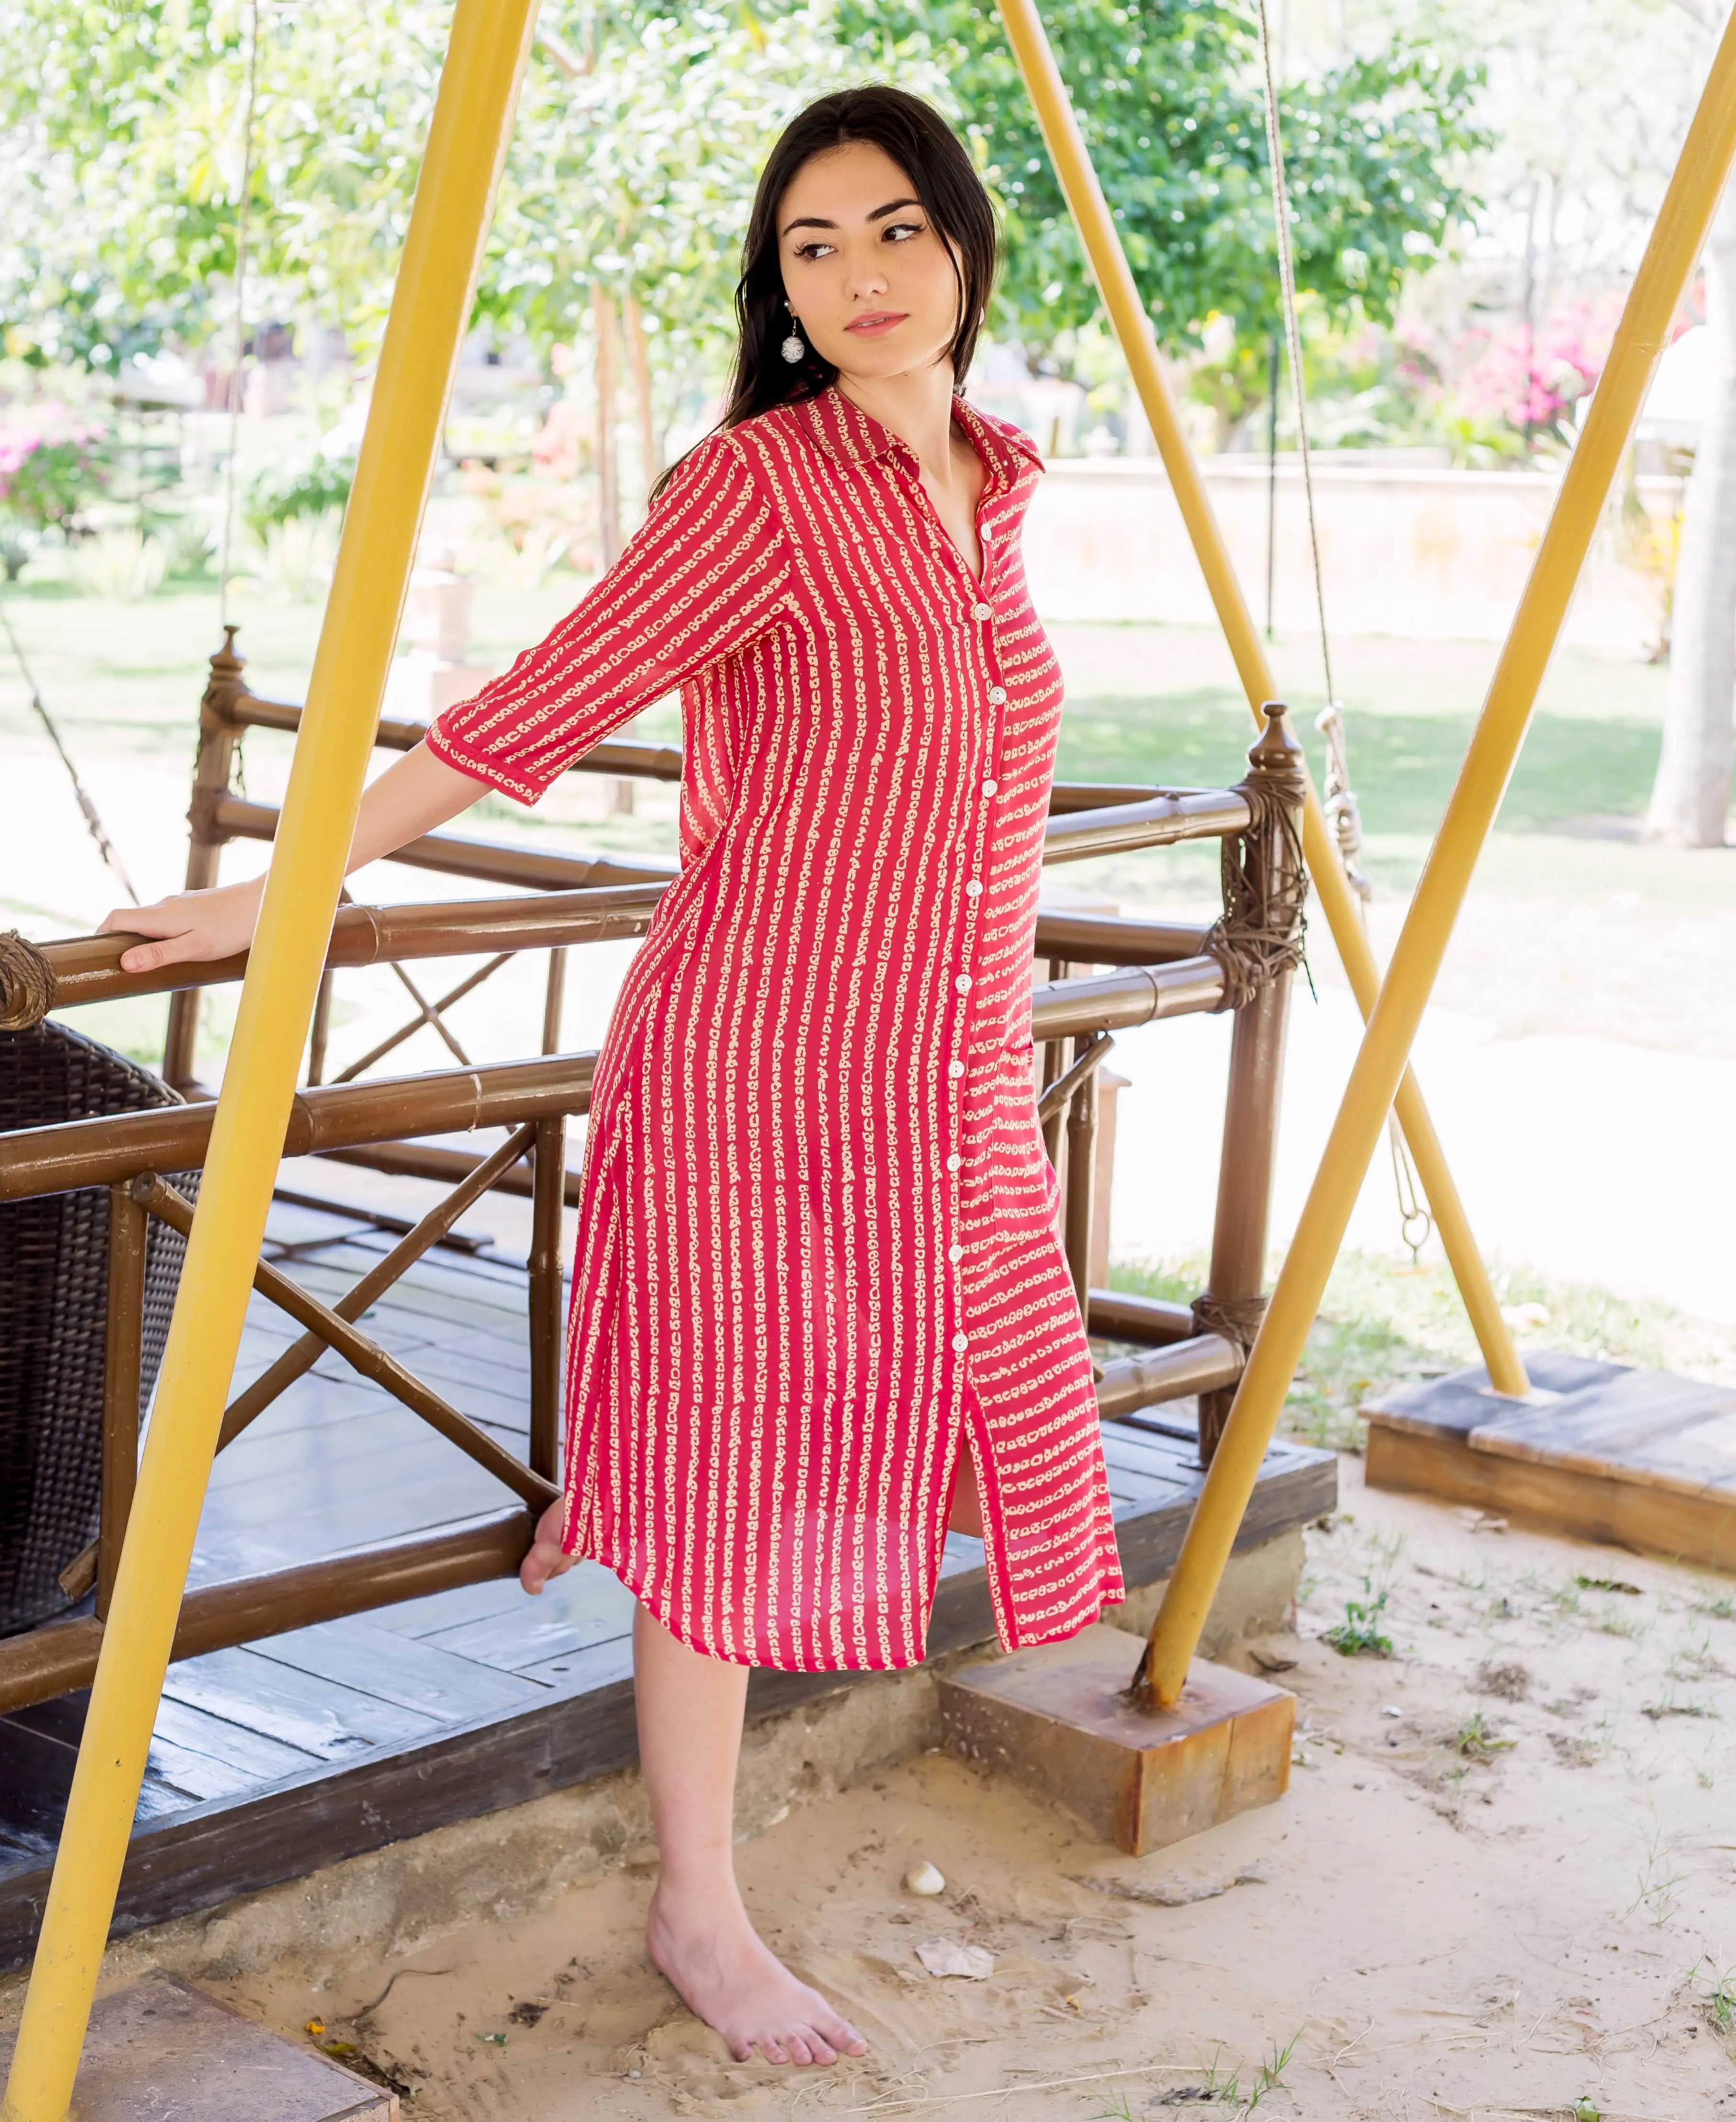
[845,250,890,301]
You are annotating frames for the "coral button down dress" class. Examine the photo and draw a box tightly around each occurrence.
[427,385,1124,1672]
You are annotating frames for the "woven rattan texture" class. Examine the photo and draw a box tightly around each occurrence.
[0,1022,193,1634]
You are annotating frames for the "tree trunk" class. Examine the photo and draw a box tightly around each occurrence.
[1647,178,1736,846]
[593,284,621,570]
[623,290,660,489]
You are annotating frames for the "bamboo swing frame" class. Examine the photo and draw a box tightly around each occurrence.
[10,0,1736,2106]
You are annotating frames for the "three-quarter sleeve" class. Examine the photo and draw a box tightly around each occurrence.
[424,433,791,804]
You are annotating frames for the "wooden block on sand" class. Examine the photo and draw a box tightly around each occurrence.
[0,1973,394,2121]
[937,1623,1294,1856]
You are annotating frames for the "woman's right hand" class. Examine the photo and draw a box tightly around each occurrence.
[93,746,485,979]
[98,874,267,975]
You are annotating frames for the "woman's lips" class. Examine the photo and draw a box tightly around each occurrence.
[845,312,908,337]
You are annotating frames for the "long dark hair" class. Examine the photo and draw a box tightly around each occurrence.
[650,88,997,499]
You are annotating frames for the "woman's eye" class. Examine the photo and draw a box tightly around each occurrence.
[884,220,926,243]
[795,240,837,260]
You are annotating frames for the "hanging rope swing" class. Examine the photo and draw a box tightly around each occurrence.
[1252,0,1433,1265]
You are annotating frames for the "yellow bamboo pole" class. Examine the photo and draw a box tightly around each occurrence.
[1141,5,1736,1708]
[0,5,539,2114]
[992,0,1528,1398]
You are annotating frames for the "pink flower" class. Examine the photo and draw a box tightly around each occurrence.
[1450,303,1616,437]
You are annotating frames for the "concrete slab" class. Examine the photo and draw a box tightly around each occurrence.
[0,1973,394,2121]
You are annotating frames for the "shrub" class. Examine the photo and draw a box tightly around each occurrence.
[0,404,110,534]
[244,447,355,537]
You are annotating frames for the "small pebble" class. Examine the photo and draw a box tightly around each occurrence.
[904,1860,946,1896]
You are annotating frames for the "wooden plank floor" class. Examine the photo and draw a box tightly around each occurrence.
[1365,1351,1736,1571]
[0,1190,1334,1970]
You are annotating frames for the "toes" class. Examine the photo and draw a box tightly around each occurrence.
[797,2026,838,2066]
[815,2010,867,2057]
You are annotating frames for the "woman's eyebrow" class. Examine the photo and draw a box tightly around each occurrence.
[781,197,924,237]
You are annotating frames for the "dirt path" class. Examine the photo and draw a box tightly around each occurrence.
[209,1464,1736,2120]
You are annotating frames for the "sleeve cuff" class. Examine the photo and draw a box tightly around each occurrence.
[423,715,546,806]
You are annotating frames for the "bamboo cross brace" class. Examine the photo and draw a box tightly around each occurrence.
[143,1176,558,1512]
[334,950,515,1081]
[1036,1031,1114,1125]
[222,1122,537,1444]
[54,1125,543,1605]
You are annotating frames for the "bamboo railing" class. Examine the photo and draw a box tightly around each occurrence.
[0,647,1309,1719]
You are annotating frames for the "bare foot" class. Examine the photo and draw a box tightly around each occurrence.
[646,1881,868,2066]
[519,1496,576,1596]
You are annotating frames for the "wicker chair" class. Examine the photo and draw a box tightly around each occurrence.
[0,1021,194,1636]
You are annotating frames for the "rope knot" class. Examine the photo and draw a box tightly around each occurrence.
[1191,1290,1269,1350]
[1204,776,1310,1013]
[0,930,56,1031]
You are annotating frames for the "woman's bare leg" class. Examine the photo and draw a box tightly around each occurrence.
[947,1438,984,1538]
[633,1602,868,2066]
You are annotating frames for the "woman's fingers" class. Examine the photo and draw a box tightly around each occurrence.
[97,883,261,973]
[117,931,200,974]
[98,904,221,974]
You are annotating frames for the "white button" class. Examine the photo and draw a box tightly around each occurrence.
[948,1243,963,1263]
[988,686,1007,705]
[947,1060,965,1079]
[980,525,992,542]
[946,1153,962,1172]
[955,973,972,994]
[952,1332,969,1352]
[972,601,993,621]
[964,879,983,899]
[982,779,998,797]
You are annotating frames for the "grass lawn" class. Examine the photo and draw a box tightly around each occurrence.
[1109,1247,1736,1457]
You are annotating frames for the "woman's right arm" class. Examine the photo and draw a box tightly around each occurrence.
[97,743,484,975]
[100,431,789,976]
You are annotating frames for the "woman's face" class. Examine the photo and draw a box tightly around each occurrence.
[776,140,962,385]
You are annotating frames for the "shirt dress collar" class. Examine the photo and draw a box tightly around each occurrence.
[793,385,1041,499]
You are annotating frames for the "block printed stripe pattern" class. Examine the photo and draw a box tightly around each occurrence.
[428,386,1125,1671]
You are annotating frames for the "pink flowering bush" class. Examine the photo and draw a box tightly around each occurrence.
[0,405,110,534]
[1449,307,1614,449]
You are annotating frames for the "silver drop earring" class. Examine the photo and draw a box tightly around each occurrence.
[780,307,806,365]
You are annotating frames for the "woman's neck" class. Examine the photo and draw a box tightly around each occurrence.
[834,362,960,483]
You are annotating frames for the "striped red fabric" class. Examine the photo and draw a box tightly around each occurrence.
[428,385,1124,1670]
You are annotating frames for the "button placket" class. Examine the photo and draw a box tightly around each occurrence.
[944,479,1010,1359]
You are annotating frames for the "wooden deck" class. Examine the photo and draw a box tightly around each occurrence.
[1366,1350,1736,1570]
[0,1188,1335,1971]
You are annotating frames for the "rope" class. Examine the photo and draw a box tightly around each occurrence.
[0,930,55,1031]
[217,0,263,625]
[1254,0,1431,1259]
[1254,0,1334,712]
[1204,776,1309,1013]
[1191,1289,1268,1350]
[0,599,139,904]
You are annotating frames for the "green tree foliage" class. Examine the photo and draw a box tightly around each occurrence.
[0,0,932,374]
[835,2,1483,350]
[0,0,1477,379]
[492,6,943,370]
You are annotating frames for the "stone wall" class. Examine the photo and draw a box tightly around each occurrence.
[1023,456,1677,658]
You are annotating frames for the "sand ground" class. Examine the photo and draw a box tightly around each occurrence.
[199,1461,1736,2122]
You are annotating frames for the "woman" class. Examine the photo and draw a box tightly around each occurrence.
[106,86,1124,2068]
